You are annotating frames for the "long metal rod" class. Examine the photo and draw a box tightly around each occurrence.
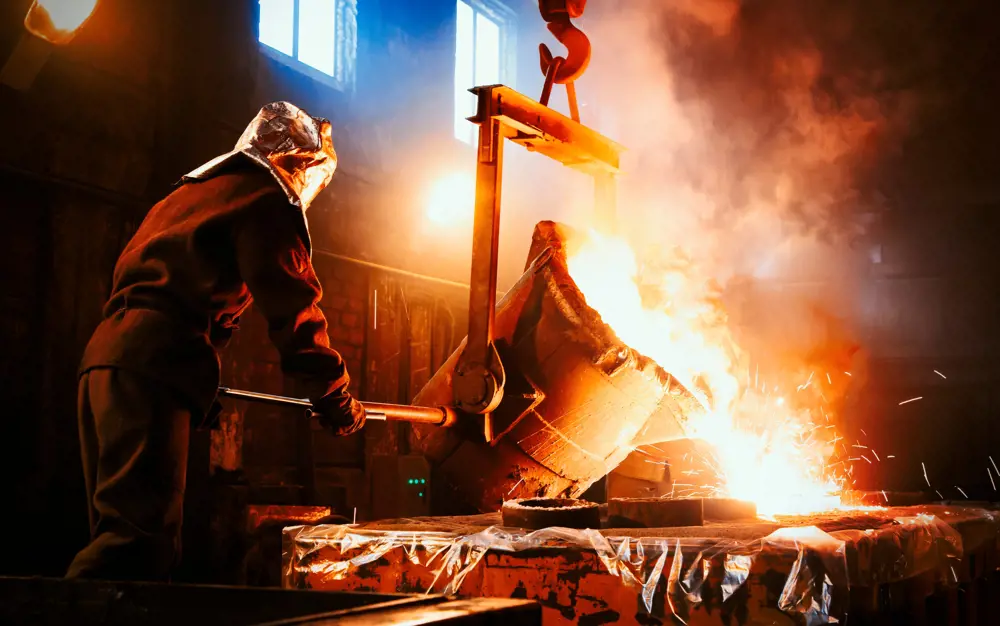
[217,387,458,427]
[464,115,503,375]
[312,249,486,292]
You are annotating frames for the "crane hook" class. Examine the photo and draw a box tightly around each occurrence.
[538,0,591,85]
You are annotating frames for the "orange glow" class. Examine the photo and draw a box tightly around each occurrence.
[425,171,475,227]
[25,0,99,45]
[567,230,847,517]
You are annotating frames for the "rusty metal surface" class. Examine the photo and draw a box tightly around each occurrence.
[283,505,1000,625]
[412,222,704,513]
[453,93,507,420]
[501,498,601,530]
[248,505,334,532]
[470,85,623,175]
[608,497,705,528]
[704,498,758,521]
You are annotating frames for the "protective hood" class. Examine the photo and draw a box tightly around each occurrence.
[181,101,338,211]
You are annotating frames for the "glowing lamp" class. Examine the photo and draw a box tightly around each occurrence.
[25,0,100,45]
[0,0,99,90]
[424,171,475,227]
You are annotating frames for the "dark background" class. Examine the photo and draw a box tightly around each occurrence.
[1,0,998,579]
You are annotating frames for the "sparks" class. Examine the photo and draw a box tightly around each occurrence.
[861,455,872,464]
[989,468,996,492]
[881,490,888,503]
[872,450,880,462]
[991,456,999,476]
[507,478,525,495]
[899,397,923,405]
[826,372,832,385]
[887,455,895,459]
[567,230,847,517]
[935,490,944,499]
[922,462,930,487]
[860,428,868,437]
[934,370,947,379]
[955,486,969,499]
[844,371,852,377]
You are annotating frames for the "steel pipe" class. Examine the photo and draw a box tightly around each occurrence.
[361,401,459,427]
[217,387,457,427]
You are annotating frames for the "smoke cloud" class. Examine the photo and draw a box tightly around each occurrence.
[558,0,931,420]
[581,0,915,282]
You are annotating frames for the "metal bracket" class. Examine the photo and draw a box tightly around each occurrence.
[455,84,623,443]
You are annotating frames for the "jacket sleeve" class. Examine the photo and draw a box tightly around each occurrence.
[233,191,349,402]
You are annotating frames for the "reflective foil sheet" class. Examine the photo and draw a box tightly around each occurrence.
[182,101,338,211]
[283,505,997,625]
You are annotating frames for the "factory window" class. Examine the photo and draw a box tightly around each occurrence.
[454,0,517,144]
[258,0,358,90]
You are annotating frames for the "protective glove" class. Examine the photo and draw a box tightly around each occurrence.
[313,391,366,436]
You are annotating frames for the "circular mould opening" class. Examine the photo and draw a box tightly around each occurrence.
[501,498,601,530]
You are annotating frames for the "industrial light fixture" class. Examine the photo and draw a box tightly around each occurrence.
[26,0,100,45]
[0,0,100,90]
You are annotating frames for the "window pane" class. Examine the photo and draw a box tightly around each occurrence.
[474,12,500,86]
[298,0,336,76]
[454,1,476,142]
[259,0,294,56]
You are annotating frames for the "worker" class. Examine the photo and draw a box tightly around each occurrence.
[66,102,365,581]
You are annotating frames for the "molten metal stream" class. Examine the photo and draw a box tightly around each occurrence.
[566,230,847,517]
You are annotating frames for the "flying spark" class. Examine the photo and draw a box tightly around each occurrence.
[860,429,868,437]
[922,462,930,487]
[899,397,923,405]
[507,478,525,495]
[861,455,872,464]
[955,486,969,499]
[991,456,999,476]
[872,450,881,462]
[934,370,947,379]
[887,455,895,459]
[989,468,996,492]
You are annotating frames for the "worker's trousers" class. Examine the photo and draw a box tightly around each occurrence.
[66,367,191,581]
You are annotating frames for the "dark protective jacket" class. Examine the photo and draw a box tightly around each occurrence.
[80,159,348,422]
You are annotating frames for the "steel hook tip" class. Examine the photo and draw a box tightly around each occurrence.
[538,0,587,21]
[539,20,591,84]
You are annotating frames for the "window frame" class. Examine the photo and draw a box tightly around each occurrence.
[454,0,518,144]
[257,0,357,92]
